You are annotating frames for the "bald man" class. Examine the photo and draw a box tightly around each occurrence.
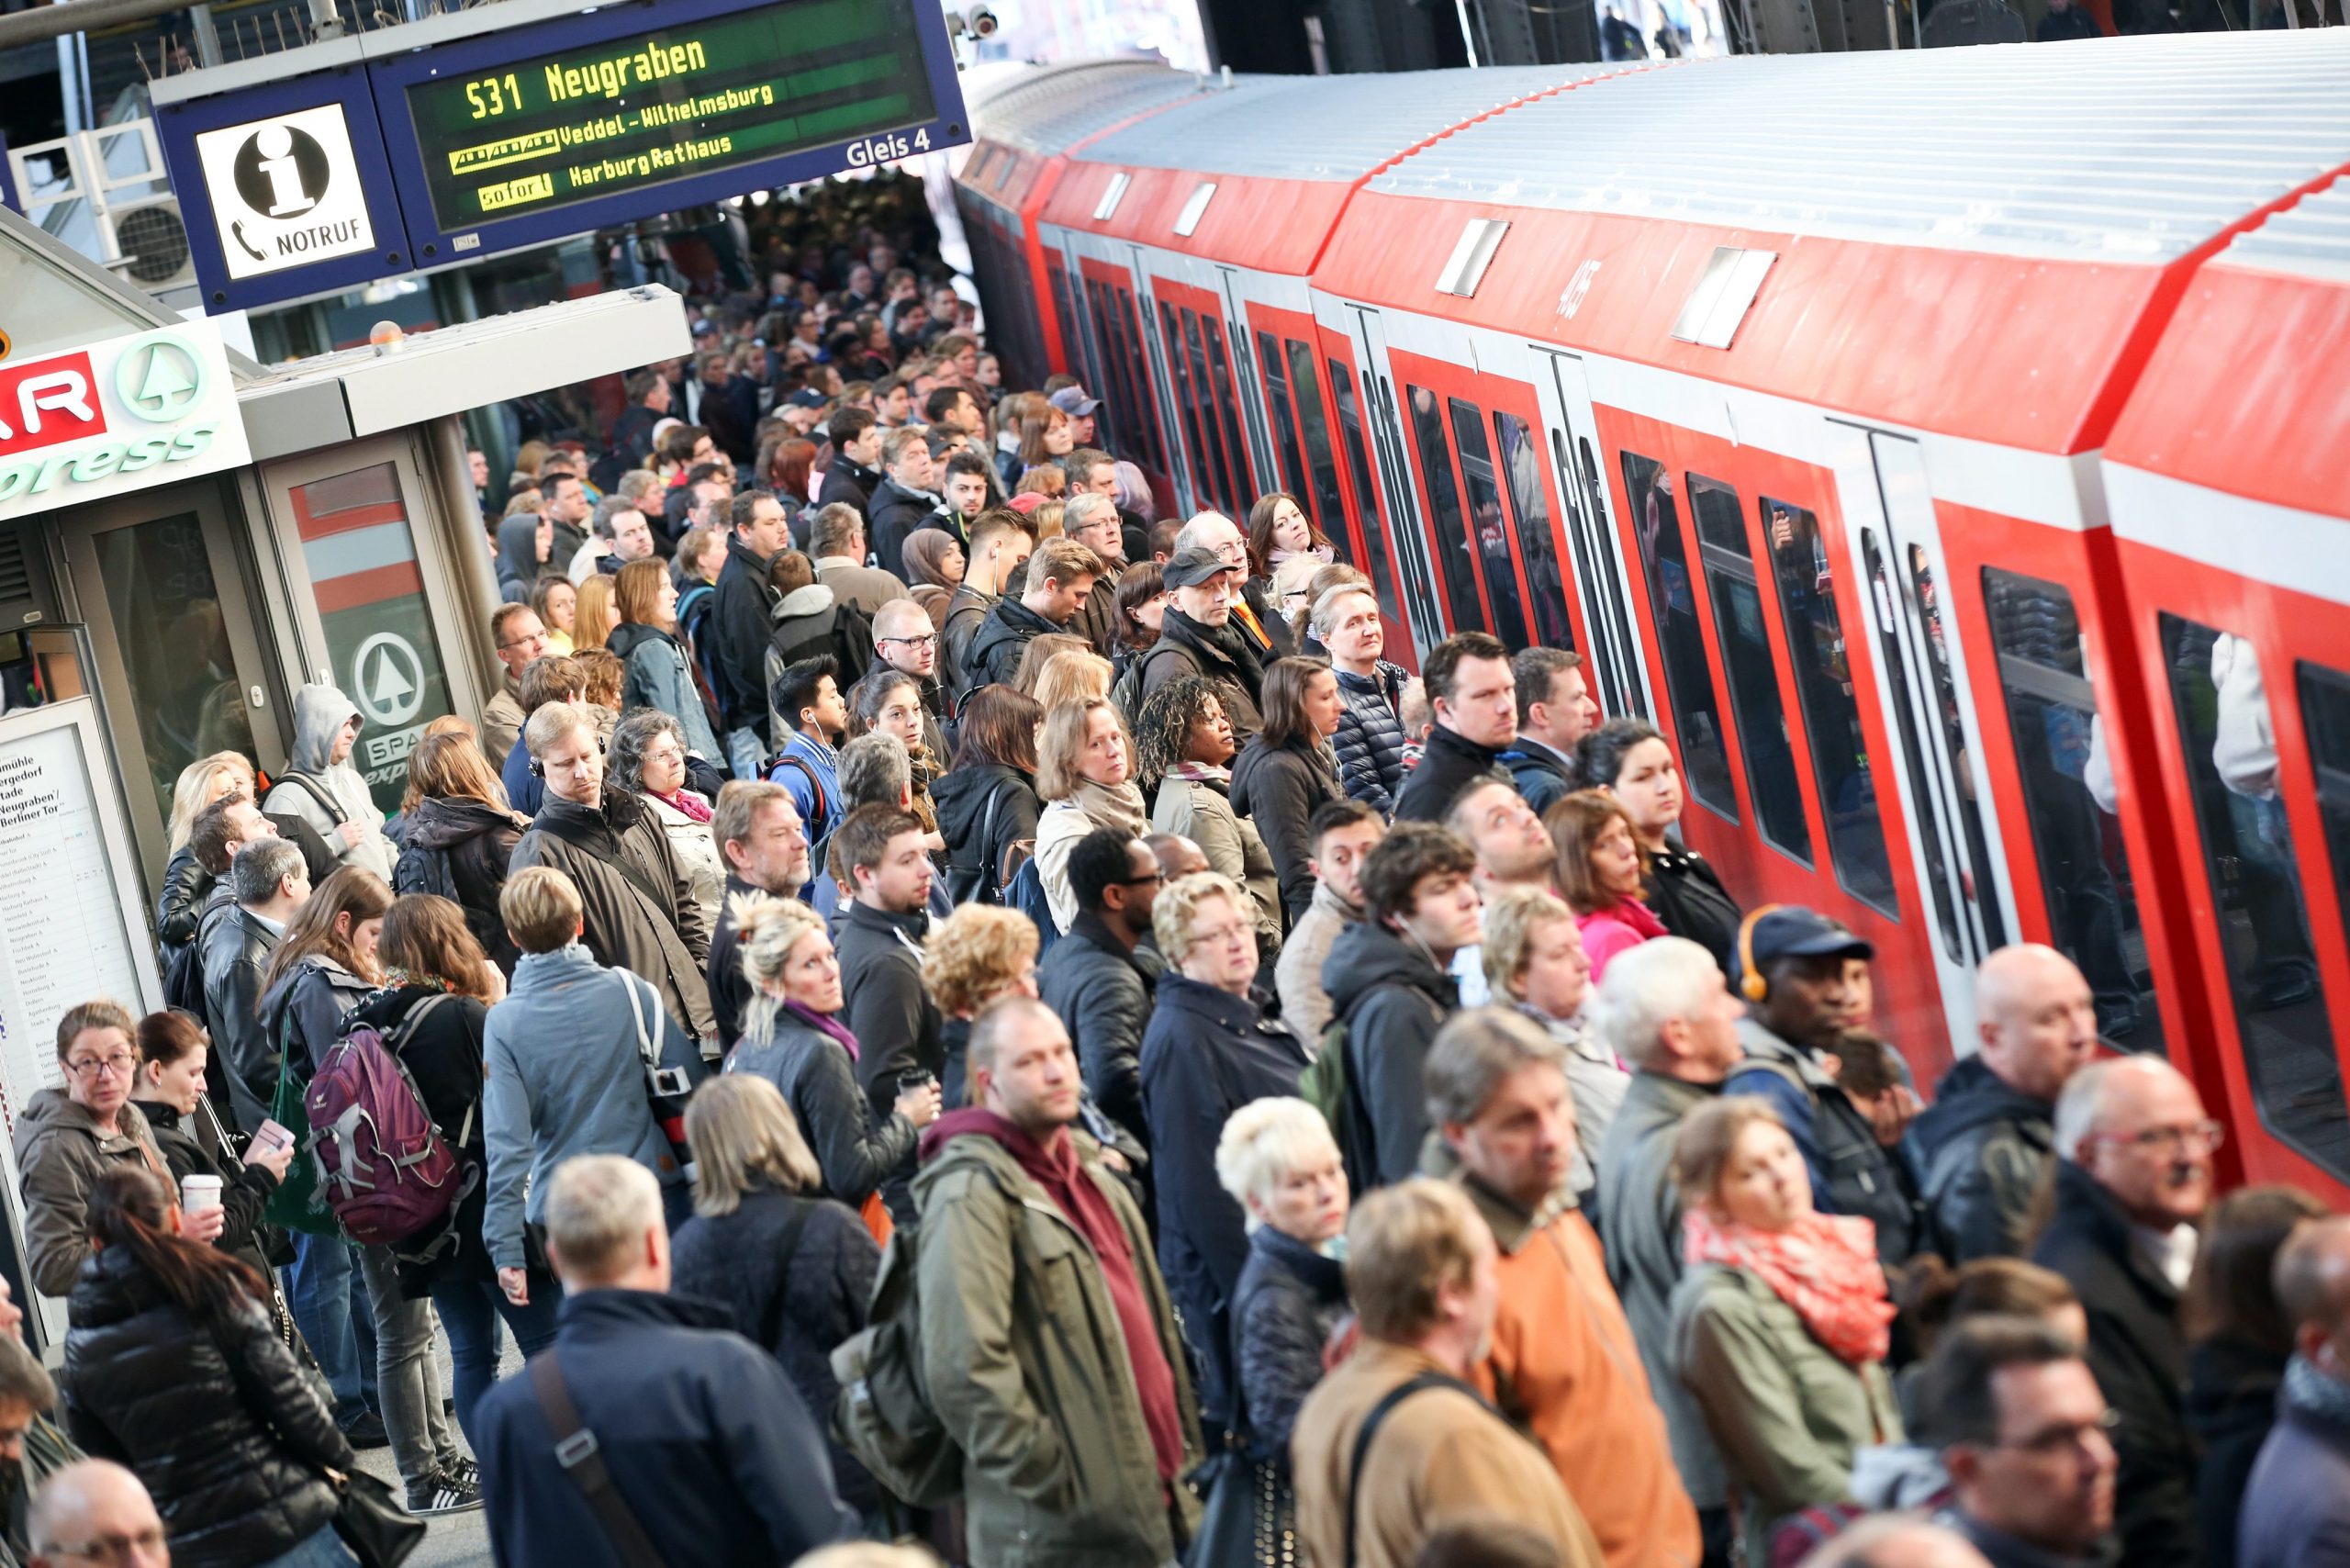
[2031,1057,2215,1568]
[1911,946,2101,1261]
[29,1461,167,1568]
[870,598,950,758]
[2244,1216,2350,1568]
[1804,1518,1994,1568]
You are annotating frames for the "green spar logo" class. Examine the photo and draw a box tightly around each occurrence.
[116,333,208,423]
[0,330,220,506]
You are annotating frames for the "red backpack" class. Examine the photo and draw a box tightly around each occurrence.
[304,994,465,1247]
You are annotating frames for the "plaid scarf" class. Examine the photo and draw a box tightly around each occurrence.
[1684,1207,1895,1366]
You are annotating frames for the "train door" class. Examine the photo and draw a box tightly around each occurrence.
[2115,527,2350,1193]
[1385,346,1589,668]
[1242,303,1388,613]
[1828,427,2015,1051]
[1342,307,1444,659]
[1215,270,1277,494]
[1151,275,1258,519]
[1316,328,1421,670]
[1076,253,1181,519]
[1540,352,1655,727]
[1930,473,2179,1063]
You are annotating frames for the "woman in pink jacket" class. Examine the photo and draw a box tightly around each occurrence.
[1549,789,1669,983]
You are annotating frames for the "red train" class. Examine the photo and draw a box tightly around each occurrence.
[952,39,2350,1200]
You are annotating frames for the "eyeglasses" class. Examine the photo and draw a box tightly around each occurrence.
[497,633,545,651]
[1989,1407,2121,1458]
[2094,1120,2225,1156]
[64,1053,135,1081]
[878,633,937,651]
[1122,869,1166,887]
[39,1527,168,1564]
[1189,923,1253,948]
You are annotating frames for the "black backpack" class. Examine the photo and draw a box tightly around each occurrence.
[391,839,460,902]
[830,1222,962,1507]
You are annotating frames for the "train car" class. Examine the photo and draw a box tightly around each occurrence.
[2105,181,2350,1197]
[960,34,2350,1193]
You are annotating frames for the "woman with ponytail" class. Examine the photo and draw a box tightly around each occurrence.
[722,892,940,1236]
[63,1167,362,1568]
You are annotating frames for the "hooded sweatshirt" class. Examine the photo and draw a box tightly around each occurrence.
[919,1108,1185,1484]
[1323,920,1460,1185]
[265,684,394,881]
[1908,1054,2056,1262]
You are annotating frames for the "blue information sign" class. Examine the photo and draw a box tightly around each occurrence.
[152,0,968,311]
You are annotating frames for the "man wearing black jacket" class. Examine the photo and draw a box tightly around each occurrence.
[708,781,811,1054]
[867,430,949,577]
[1037,829,1164,1148]
[1393,632,1517,823]
[963,536,1102,695]
[475,1156,857,1567]
[832,805,943,1217]
[815,407,883,522]
[710,491,793,780]
[2032,1056,2214,1568]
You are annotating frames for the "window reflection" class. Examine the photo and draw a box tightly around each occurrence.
[1688,474,1807,860]
[1406,385,1487,635]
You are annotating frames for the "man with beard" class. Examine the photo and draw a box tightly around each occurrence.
[706,781,811,1053]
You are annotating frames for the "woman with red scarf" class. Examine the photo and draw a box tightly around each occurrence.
[1667,1096,1902,1565]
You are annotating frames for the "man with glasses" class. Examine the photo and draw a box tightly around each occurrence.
[1914,1317,2119,1568]
[28,1462,168,1568]
[2033,1056,2218,1568]
[869,598,949,756]
[482,604,548,767]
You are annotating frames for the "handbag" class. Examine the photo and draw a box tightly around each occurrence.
[1185,1446,1293,1568]
[325,1466,426,1568]
[261,1011,339,1238]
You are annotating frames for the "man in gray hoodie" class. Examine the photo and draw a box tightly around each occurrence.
[264,683,396,882]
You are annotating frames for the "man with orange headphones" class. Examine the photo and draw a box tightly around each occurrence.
[1720,905,1925,1268]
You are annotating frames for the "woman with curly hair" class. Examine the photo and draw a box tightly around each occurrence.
[1133,674,1280,946]
[921,904,1041,1107]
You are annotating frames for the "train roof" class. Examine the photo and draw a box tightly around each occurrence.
[971,59,1205,157]
[2223,171,2350,282]
[1069,65,1613,184]
[1363,33,2350,263]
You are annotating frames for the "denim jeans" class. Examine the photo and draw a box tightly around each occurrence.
[285,1234,375,1426]
[253,1522,360,1568]
[355,1246,457,1485]
[725,726,767,781]
[431,1276,561,1446]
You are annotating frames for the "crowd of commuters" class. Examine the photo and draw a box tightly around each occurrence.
[24,165,2342,1568]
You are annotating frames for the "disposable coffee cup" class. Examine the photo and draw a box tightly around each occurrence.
[181,1174,223,1214]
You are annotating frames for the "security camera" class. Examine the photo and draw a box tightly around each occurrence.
[964,5,999,37]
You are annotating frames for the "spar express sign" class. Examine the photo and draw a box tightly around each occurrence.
[0,324,250,522]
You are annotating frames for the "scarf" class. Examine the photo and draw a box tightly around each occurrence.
[1166,606,1265,700]
[1684,1207,1895,1366]
[1603,897,1670,941]
[1268,543,1334,569]
[783,1000,860,1061]
[2286,1352,2350,1432]
[1071,777,1151,838]
[1167,760,1231,788]
[652,786,713,825]
[901,529,963,591]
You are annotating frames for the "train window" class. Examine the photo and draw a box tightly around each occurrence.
[1550,428,1622,709]
[1622,454,1735,817]
[1982,568,2164,1048]
[2300,661,2350,989]
[1181,310,1236,513]
[1047,266,1080,390]
[1764,498,1894,913]
[1160,303,1214,509]
[1286,342,1350,565]
[2161,616,2345,1179]
[1496,413,1572,652]
[1689,474,1808,860]
[1404,386,1488,635]
[1449,399,1529,648]
[1203,319,1254,512]
[1903,545,2007,953]
[1258,330,1310,502]
[1113,286,1167,475]
[1573,435,1648,722]
[1328,360,1403,622]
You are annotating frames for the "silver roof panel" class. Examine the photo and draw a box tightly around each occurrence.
[1366,33,2350,263]
[2224,175,2350,283]
[972,60,1203,157]
[1074,66,1611,183]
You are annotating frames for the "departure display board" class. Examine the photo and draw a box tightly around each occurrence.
[402,0,939,231]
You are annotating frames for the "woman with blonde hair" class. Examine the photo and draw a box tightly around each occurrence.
[1010,632,1092,699]
[670,1074,885,1517]
[608,556,722,768]
[1032,696,1149,934]
[921,904,1039,1106]
[157,751,255,956]
[1480,885,1624,1203]
[571,571,621,653]
[723,893,940,1232]
[398,729,530,972]
[1030,648,1114,713]
[528,575,577,655]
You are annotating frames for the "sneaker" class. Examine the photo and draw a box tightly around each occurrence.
[405,1467,484,1518]
[436,1453,479,1491]
[341,1413,389,1450]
